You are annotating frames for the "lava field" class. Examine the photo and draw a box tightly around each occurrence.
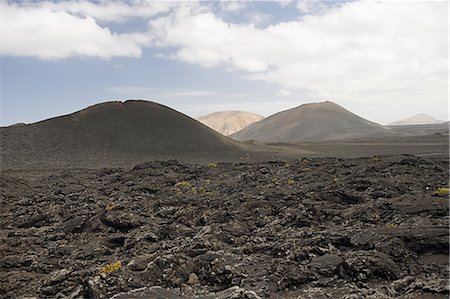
[1,155,448,298]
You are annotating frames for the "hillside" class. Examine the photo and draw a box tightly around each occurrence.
[388,114,444,126]
[0,100,245,169]
[197,111,264,136]
[231,101,391,142]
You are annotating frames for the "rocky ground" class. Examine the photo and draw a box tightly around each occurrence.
[0,154,449,298]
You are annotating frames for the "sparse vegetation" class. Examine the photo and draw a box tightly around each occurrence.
[3,156,448,298]
[175,181,191,188]
[435,187,449,196]
[385,223,398,228]
[100,261,122,274]
[105,203,116,211]
[174,181,216,196]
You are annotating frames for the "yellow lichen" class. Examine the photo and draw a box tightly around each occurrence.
[105,203,116,211]
[385,223,398,228]
[175,181,191,188]
[435,187,449,197]
[100,261,122,274]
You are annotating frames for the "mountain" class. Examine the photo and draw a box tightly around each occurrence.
[387,121,449,136]
[388,114,444,126]
[197,111,265,136]
[0,100,244,169]
[231,101,391,142]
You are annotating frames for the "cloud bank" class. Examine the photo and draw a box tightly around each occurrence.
[1,1,175,59]
[148,1,447,108]
[2,0,447,119]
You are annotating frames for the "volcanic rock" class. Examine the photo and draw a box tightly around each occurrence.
[0,100,245,169]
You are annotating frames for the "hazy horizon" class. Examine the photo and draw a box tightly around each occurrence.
[0,98,447,128]
[1,0,448,126]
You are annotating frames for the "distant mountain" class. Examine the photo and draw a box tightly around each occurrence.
[387,121,449,136]
[231,101,391,142]
[0,100,244,169]
[388,114,444,126]
[197,111,264,136]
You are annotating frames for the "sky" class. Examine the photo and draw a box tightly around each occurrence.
[1,0,448,126]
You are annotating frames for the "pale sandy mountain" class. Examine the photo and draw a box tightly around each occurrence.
[231,101,391,142]
[197,111,265,136]
[388,114,444,126]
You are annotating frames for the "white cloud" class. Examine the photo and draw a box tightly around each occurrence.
[1,1,447,123]
[20,0,176,23]
[296,0,328,15]
[149,7,271,72]
[246,12,272,27]
[278,0,295,8]
[278,89,292,97]
[1,1,156,59]
[218,1,248,13]
[148,1,448,122]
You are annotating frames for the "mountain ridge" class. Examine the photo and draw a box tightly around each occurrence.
[197,111,264,136]
[388,113,444,126]
[231,101,391,142]
[0,100,245,169]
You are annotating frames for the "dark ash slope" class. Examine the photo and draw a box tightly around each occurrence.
[0,100,244,169]
[231,101,391,142]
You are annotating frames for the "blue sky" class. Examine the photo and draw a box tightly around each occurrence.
[1,0,448,126]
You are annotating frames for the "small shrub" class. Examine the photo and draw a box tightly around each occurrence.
[175,181,191,188]
[100,261,122,274]
[208,163,217,168]
[287,179,295,185]
[105,203,116,211]
[205,191,214,196]
[385,223,398,228]
[435,187,449,197]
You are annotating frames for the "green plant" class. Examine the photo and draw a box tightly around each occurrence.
[287,179,295,185]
